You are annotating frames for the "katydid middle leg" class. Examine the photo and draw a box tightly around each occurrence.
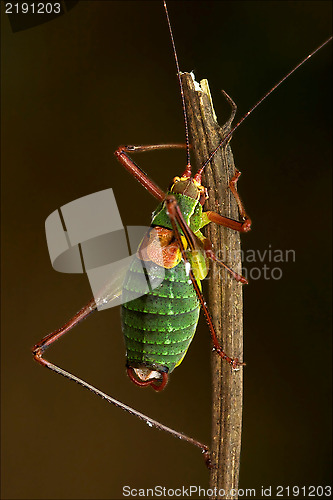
[165,195,245,370]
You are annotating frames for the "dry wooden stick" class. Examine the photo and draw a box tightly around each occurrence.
[181,73,244,500]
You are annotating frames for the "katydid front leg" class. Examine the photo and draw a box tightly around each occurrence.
[205,170,252,233]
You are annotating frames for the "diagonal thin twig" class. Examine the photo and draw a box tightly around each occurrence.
[181,72,244,500]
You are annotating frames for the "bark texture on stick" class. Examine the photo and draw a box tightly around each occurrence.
[181,73,243,500]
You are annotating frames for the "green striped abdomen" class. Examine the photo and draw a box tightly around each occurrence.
[121,255,200,373]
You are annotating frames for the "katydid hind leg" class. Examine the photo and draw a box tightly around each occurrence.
[32,299,97,358]
[33,354,211,466]
[32,295,212,467]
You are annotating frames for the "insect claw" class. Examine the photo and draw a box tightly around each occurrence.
[231,358,246,371]
[202,449,214,469]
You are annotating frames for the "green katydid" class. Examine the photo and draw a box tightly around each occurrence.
[32,0,332,467]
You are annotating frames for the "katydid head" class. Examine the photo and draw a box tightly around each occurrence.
[170,174,208,206]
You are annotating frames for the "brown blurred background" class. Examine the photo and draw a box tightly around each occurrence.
[1,1,332,499]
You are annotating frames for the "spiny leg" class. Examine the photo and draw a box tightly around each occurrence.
[203,238,248,285]
[33,299,97,356]
[114,144,191,201]
[165,195,244,370]
[229,169,250,222]
[205,170,252,233]
[32,299,211,467]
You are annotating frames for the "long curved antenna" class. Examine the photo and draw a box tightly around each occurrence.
[196,35,332,178]
[164,1,192,176]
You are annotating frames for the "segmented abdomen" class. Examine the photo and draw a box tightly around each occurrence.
[121,255,200,373]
